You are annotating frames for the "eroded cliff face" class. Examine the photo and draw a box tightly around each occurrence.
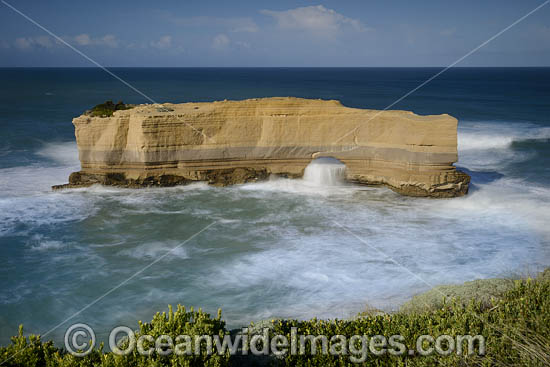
[54,97,470,197]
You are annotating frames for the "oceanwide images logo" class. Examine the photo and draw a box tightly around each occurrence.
[65,323,486,363]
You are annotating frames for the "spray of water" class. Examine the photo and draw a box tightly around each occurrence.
[303,157,347,187]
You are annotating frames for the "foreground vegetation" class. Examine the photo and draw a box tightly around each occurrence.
[1,269,549,366]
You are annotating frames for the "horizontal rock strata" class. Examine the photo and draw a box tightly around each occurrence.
[54,97,470,197]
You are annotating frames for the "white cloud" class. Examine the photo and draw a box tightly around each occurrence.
[33,36,54,48]
[167,15,258,33]
[100,35,118,48]
[260,5,366,35]
[125,41,146,50]
[150,35,172,49]
[14,36,55,50]
[14,37,33,50]
[72,34,119,47]
[212,33,230,50]
[12,34,120,51]
[74,33,91,45]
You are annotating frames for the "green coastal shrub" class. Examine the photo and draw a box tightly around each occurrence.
[271,272,550,366]
[0,306,229,367]
[399,277,515,314]
[1,271,549,366]
[88,100,133,117]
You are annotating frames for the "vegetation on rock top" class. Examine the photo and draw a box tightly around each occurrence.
[87,100,134,117]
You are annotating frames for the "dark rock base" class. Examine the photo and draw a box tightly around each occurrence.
[52,168,270,190]
[391,170,470,198]
[53,168,469,198]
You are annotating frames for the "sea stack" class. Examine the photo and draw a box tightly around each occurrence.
[54,97,470,197]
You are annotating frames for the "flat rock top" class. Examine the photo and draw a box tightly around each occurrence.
[107,97,449,123]
[131,97,344,114]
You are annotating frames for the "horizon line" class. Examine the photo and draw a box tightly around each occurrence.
[1,65,550,68]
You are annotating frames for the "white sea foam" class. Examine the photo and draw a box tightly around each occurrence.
[36,141,80,166]
[208,178,549,324]
[239,175,361,198]
[442,178,550,240]
[118,241,190,260]
[0,142,84,235]
[457,121,550,170]
[458,121,550,150]
[459,133,514,150]
[30,240,65,251]
[0,191,93,236]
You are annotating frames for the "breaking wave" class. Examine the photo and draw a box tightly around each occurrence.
[458,121,550,150]
[457,121,550,170]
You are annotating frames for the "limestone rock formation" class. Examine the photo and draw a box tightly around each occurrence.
[53,97,470,197]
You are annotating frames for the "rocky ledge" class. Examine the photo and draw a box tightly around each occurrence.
[53,97,470,197]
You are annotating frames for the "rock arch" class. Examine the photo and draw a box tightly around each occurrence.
[54,97,470,197]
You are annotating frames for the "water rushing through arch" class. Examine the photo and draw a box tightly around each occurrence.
[303,157,347,186]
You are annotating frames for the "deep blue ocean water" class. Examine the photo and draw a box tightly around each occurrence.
[0,67,549,346]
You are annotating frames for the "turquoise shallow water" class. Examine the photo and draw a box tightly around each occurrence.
[0,67,549,346]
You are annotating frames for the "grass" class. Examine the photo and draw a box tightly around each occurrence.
[1,269,549,366]
[399,277,516,314]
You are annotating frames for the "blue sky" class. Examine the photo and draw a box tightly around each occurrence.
[1,0,549,66]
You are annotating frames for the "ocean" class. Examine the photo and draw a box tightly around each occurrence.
[0,67,549,346]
